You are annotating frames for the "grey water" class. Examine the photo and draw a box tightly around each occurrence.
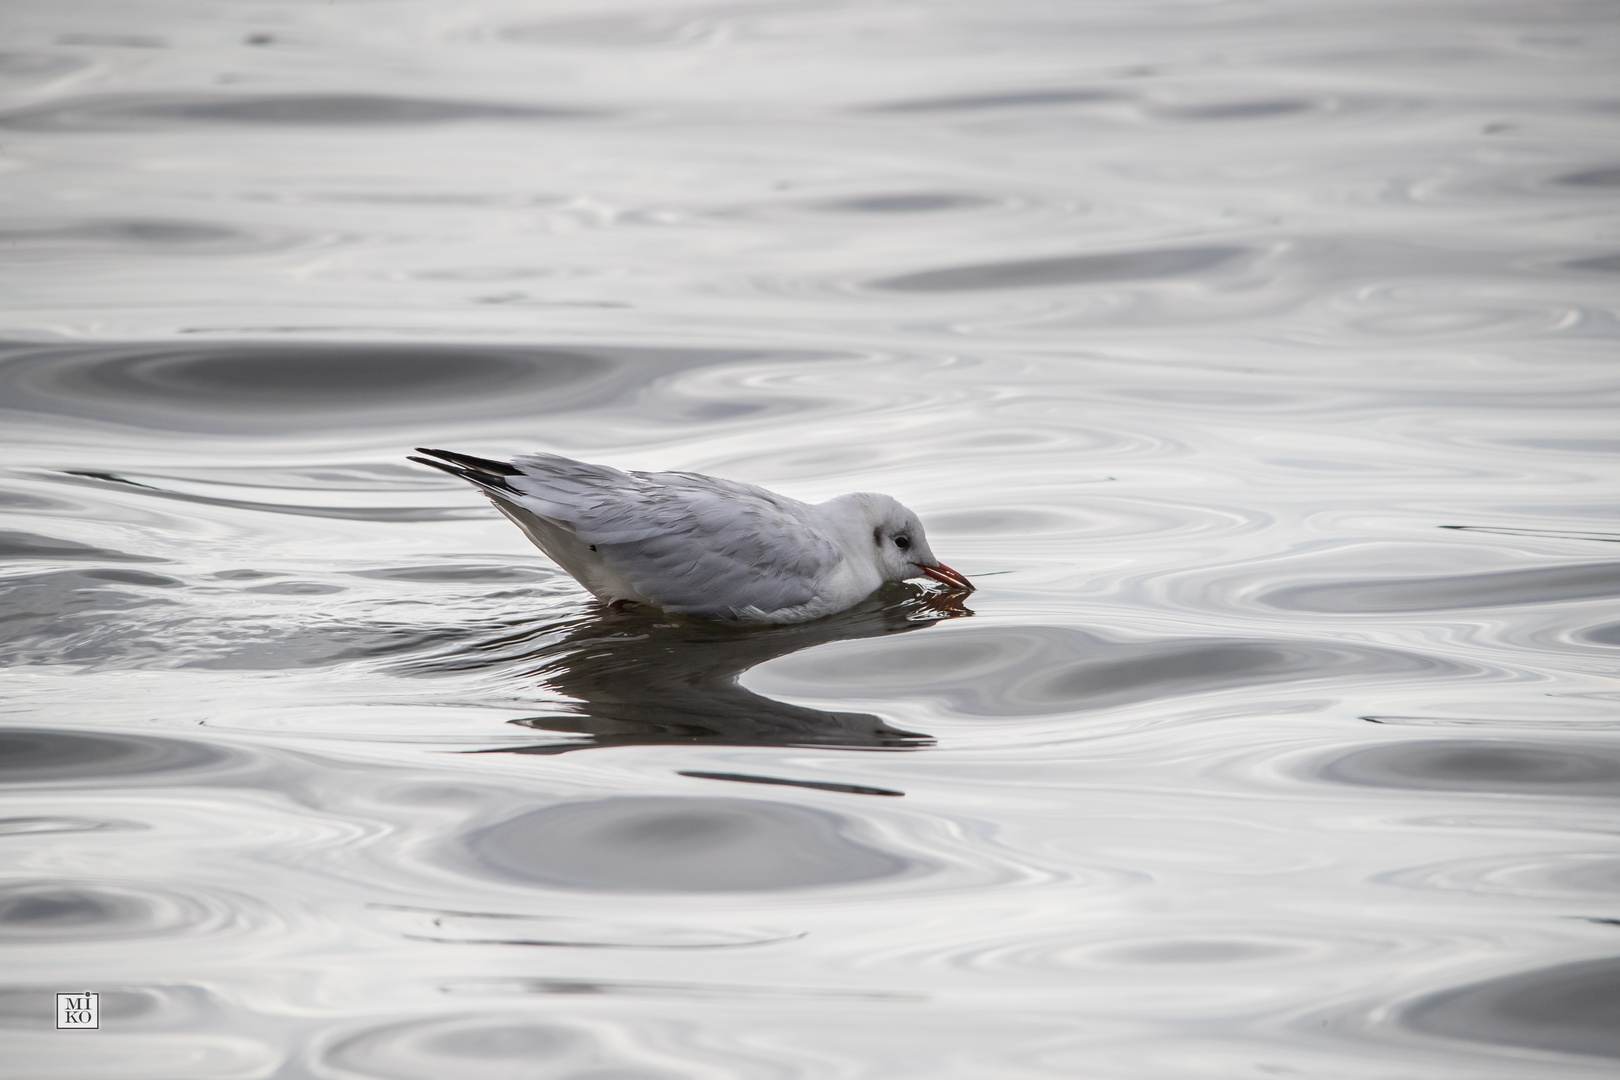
[2,0,1618,1075]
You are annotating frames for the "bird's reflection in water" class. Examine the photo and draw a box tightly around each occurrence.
[470,584,969,754]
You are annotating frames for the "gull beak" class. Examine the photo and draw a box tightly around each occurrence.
[916,561,974,592]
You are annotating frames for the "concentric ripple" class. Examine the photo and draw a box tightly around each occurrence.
[0,730,229,782]
[1402,958,1620,1060]
[0,881,218,942]
[462,796,919,892]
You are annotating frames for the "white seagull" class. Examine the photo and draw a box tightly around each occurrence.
[410,448,973,623]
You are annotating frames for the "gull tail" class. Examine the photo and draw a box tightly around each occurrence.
[410,447,625,604]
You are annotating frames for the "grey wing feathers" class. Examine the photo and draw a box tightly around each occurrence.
[505,454,692,545]
[596,473,841,616]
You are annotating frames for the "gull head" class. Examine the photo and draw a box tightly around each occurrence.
[826,492,974,592]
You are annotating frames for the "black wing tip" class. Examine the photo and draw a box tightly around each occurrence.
[409,448,519,494]
[407,454,454,474]
[410,447,522,477]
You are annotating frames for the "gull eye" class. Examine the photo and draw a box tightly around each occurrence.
[893,535,911,550]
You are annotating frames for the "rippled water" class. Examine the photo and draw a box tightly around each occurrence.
[3,1,1619,1075]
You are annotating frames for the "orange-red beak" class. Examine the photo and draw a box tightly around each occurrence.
[917,561,974,592]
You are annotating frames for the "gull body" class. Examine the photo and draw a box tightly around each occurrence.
[410,448,972,623]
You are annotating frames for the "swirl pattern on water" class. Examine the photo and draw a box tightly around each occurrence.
[1401,958,1620,1061]
[0,881,220,943]
[0,340,794,436]
[463,796,918,893]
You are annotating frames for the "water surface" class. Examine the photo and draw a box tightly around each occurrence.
[3,1,1619,1076]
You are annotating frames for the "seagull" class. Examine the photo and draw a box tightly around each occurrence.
[409,448,973,623]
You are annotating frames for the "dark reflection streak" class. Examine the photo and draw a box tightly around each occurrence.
[445,978,925,1002]
[407,587,961,753]
[0,92,601,131]
[1565,253,1620,274]
[678,771,904,797]
[1440,525,1620,543]
[56,32,165,48]
[0,219,252,248]
[0,817,137,837]
[1502,439,1620,454]
[1156,99,1312,120]
[815,193,991,214]
[349,565,552,584]
[1558,166,1620,188]
[367,903,804,947]
[867,88,1121,113]
[871,246,1246,292]
[1361,715,1620,728]
[402,933,795,950]
[1362,716,1486,726]
[56,470,483,523]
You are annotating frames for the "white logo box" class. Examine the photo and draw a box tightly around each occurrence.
[56,993,98,1030]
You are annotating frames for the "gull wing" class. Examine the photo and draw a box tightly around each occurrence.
[413,449,842,618]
